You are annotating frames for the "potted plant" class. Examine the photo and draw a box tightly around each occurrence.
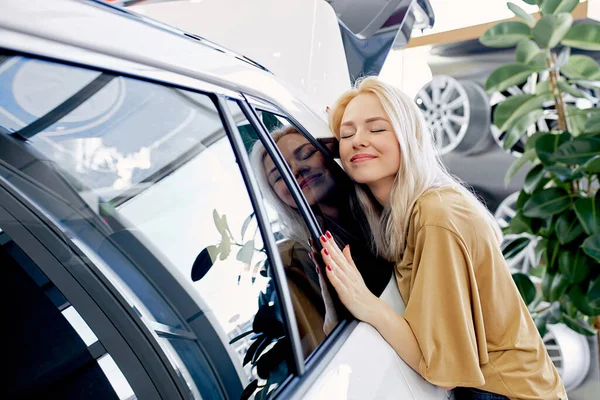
[479,0,600,340]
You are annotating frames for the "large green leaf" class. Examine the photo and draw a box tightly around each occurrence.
[558,248,591,283]
[525,131,548,152]
[505,149,537,186]
[566,105,588,137]
[535,131,571,165]
[556,79,588,99]
[589,277,600,309]
[574,193,600,235]
[516,39,542,63]
[561,55,600,80]
[561,23,600,51]
[541,0,579,15]
[532,13,573,49]
[586,156,600,173]
[508,211,535,234]
[546,164,580,182]
[493,93,552,132]
[561,313,597,336]
[543,272,571,302]
[582,234,600,262]
[480,21,532,47]
[523,187,572,218]
[556,212,585,244]
[485,63,538,93]
[551,138,600,165]
[547,237,562,272]
[504,109,545,150]
[513,272,537,305]
[584,113,600,135]
[508,2,536,25]
[502,236,531,259]
[569,284,599,316]
[524,164,546,193]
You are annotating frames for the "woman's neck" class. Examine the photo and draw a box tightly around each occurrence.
[367,177,395,208]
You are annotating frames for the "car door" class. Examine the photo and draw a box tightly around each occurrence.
[237,97,454,400]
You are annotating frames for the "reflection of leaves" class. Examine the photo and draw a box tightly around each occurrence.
[253,304,285,338]
[237,240,255,265]
[256,340,289,379]
[243,336,267,366]
[241,213,255,239]
[191,245,219,282]
[213,209,226,235]
[218,235,231,261]
[239,379,259,400]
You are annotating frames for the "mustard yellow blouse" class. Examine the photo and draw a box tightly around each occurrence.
[396,188,567,399]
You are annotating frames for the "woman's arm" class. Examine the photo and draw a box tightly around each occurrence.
[318,232,422,372]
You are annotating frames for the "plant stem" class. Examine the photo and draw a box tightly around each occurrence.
[547,52,569,132]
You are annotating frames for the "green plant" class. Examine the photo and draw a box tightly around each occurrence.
[480,0,600,337]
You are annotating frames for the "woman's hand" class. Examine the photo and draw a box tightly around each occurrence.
[309,240,338,335]
[319,231,382,325]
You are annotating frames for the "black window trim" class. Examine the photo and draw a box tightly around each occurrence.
[0,192,165,399]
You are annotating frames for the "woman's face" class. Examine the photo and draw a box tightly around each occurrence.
[338,93,401,187]
[263,133,336,208]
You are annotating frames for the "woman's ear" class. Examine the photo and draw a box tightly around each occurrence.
[318,137,339,159]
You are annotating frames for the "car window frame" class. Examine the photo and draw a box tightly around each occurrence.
[0,189,166,399]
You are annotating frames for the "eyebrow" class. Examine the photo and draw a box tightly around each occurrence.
[341,116,389,126]
[293,143,314,158]
[267,166,278,180]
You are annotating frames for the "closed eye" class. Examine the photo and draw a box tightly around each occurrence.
[340,133,354,139]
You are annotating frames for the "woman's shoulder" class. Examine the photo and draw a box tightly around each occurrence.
[411,186,483,235]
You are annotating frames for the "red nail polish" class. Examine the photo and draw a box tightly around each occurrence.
[327,265,332,271]
[326,231,332,239]
[320,235,326,242]
[324,248,329,256]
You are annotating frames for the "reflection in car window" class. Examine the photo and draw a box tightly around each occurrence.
[249,106,394,345]
[0,229,135,399]
[228,102,393,363]
[0,54,293,399]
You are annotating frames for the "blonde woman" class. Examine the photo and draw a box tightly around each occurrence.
[318,77,567,400]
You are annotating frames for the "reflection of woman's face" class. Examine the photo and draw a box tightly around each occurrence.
[263,133,336,208]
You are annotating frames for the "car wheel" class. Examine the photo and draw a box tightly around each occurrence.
[415,75,492,156]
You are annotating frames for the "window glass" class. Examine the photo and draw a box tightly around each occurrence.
[0,228,135,400]
[0,53,293,399]
[232,103,394,355]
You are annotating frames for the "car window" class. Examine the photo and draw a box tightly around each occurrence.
[0,54,294,399]
[0,228,135,399]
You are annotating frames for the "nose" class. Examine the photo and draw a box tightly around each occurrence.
[352,129,369,149]
[290,160,309,178]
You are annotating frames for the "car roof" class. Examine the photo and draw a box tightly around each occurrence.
[0,0,332,137]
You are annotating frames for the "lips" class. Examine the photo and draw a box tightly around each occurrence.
[350,153,377,163]
[299,174,321,189]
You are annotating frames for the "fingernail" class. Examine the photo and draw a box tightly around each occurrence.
[327,264,332,271]
[326,231,333,239]
[324,248,329,256]
[320,235,327,243]
[346,245,350,250]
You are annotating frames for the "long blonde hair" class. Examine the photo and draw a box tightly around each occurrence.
[329,76,502,261]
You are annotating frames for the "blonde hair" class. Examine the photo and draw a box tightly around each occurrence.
[329,76,502,261]
[249,125,311,247]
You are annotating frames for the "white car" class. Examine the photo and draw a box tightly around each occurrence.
[0,0,450,399]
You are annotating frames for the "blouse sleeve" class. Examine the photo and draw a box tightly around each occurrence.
[404,225,488,388]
